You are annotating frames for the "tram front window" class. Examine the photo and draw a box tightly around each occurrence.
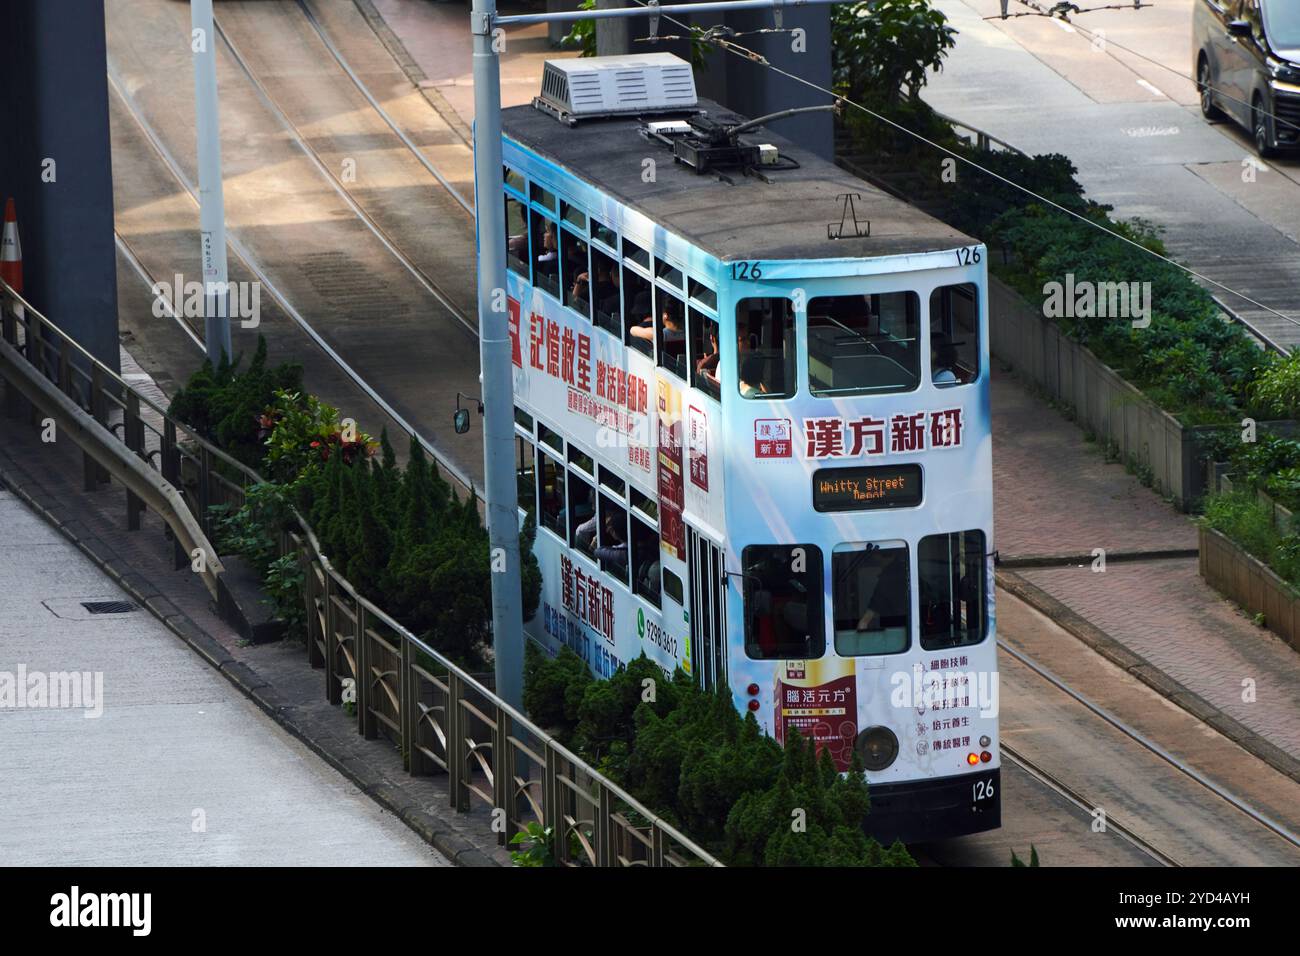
[742,544,825,660]
[808,292,920,396]
[833,543,910,656]
[736,298,796,399]
[919,530,987,650]
[930,283,979,387]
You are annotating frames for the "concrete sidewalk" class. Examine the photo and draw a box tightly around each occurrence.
[0,485,447,866]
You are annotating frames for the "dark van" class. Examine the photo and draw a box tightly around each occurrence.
[1194,0,1300,155]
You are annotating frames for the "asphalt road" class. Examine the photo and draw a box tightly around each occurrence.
[925,0,1300,348]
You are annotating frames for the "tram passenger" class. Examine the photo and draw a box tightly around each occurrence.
[854,550,909,632]
[594,516,628,577]
[595,266,620,318]
[628,290,655,341]
[574,512,599,554]
[536,224,558,272]
[739,355,769,397]
[931,334,964,386]
[696,325,720,384]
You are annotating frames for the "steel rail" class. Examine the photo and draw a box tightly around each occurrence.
[114,230,205,352]
[998,637,1300,851]
[105,64,479,498]
[208,17,475,337]
[1001,744,1180,867]
[294,0,475,217]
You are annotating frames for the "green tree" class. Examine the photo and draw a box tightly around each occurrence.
[831,0,957,106]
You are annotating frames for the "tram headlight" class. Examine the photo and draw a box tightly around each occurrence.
[854,726,899,771]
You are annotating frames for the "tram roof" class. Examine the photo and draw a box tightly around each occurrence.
[500,98,976,263]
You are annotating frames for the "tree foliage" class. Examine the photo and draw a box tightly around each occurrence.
[831,0,957,106]
[522,644,914,867]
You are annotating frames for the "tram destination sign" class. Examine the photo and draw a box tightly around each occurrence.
[813,464,922,512]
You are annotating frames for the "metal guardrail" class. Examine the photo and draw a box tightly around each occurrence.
[0,286,228,599]
[929,107,1025,156]
[0,277,720,868]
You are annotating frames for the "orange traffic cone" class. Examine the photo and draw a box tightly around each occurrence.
[0,198,21,294]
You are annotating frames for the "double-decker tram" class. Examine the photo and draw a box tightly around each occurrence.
[492,52,998,842]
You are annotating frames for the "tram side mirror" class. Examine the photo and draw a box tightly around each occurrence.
[453,408,471,434]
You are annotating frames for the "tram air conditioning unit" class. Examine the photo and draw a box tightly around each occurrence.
[533,52,699,125]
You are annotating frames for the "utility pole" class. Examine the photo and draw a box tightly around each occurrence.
[473,0,850,709]
[191,0,232,363]
[471,0,526,708]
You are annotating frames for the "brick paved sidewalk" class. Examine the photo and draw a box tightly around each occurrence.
[990,368,1198,561]
[991,367,1300,762]
[0,382,510,866]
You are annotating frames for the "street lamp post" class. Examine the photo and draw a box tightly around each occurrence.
[191,0,232,363]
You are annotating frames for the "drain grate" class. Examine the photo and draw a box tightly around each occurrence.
[81,601,139,615]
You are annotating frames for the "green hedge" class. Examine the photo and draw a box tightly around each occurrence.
[172,339,541,668]
[523,644,915,867]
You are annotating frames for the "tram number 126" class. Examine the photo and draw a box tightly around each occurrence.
[954,246,982,266]
[730,261,763,280]
[973,778,996,804]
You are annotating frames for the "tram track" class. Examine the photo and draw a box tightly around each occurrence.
[107,59,480,494]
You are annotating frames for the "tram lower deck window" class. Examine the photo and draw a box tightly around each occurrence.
[808,292,920,396]
[742,544,825,660]
[919,530,988,650]
[833,543,910,656]
[537,452,565,537]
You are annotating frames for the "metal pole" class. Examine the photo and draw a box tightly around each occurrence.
[471,0,526,708]
[191,0,233,363]
[496,0,847,26]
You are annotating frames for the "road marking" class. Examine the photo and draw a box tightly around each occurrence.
[1137,78,1167,98]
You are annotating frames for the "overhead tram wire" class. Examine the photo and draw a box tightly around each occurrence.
[622,0,1300,334]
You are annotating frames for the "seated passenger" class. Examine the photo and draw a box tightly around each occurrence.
[696,327,720,383]
[932,336,963,386]
[536,225,558,271]
[594,516,628,577]
[628,291,655,341]
[739,355,769,398]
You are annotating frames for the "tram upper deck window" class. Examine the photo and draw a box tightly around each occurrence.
[743,544,825,660]
[658,292,687,380]
[562,230,591,318]
[929,283,979,388]
[690,308,721,400]
[655,257,683,289]
[808,292,920,396]
[530,182,557,212]
[736,298,796,399]
[567,442,594,476]
[530,211,559,298]
[631,487,658,523]
[688,278,716,311]
[591,219,617,249]
[561,201,586,232]
[504,165,526,194]
[624,269,655,358]
[590,248,621,336]
[919,530,987,650]
[537,451,565,537]
[833,542,910,656]
[505,195,529,278]
[622,237,651,271]
[599,465,625,497]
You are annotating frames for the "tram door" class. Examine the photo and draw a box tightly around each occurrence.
[687,527,727,692]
